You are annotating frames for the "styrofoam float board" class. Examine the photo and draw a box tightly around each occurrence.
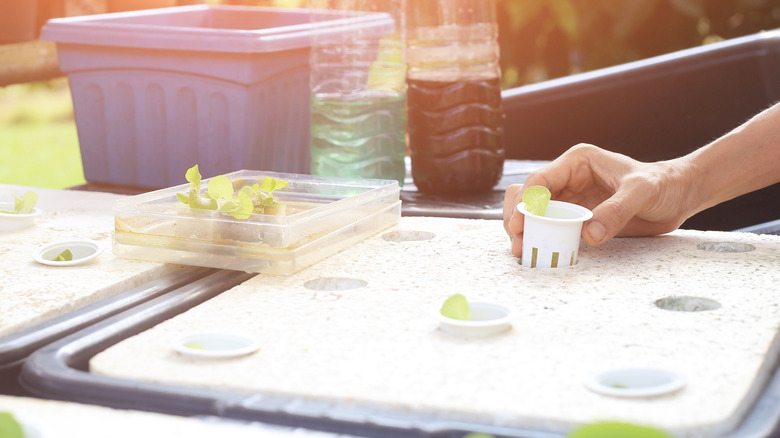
[91,216,780,437]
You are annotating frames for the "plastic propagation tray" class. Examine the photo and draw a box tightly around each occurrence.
[113,171,401,275]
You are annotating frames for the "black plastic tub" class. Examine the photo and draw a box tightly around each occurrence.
[19,274,780,438]
[502,30,780,231]
[0,266,214,394]
[736,218,780,235]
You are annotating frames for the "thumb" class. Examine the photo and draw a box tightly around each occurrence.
[583,188,646,246]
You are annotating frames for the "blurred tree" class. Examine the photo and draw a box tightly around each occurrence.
[219,0,305,6]
[498,0,780,88]
[213,0,780,88]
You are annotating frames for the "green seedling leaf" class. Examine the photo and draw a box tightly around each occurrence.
[178,166,218,211]
[0,412,24,438]
[567,422,674,438]
[206,175,235,201]
[234,190,255,219]
[522,185,551,216]
[252,177,289,215]
[17,191,38,214]
[185,165,202,192]
[54,249,73,262]
[185,343,205,350]
[262,196,278,207]
[259,178,274,193]
[175,192,190,205]
[259,176,284,193]
[440,294,470,321]
[238,185,255,198]
[189,191,218,211]
[220,190,254,220]
[1,191,39,215]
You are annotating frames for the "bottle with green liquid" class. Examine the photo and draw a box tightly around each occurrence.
[308,0,406,187]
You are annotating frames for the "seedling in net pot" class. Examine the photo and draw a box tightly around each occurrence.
[522,185,551,216]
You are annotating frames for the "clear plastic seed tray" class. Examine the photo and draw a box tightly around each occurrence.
[113,171,400,275]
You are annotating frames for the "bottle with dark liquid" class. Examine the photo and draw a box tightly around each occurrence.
[406,0,504,196]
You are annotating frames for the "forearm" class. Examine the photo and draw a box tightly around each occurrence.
[681,102,780,217]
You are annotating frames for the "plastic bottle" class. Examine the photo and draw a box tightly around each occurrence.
[406,0,504,195]
[308,0,406,187]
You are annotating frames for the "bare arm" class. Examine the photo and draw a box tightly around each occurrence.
[685,102,780,214]
[503,101,780,258]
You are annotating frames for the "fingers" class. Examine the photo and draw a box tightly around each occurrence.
[503,144,599,257]
[504,143,648,255]
[502,184,522,233]
[504,142,685,254]
[503,184,525,257]
[520,156,573,200]
[583,180,653,246]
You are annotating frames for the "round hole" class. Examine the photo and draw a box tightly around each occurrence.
[304,277,367,291]
[382,230,435,242]
[585,367,686,398]
[655,296,721,312]
[697,242,756,253]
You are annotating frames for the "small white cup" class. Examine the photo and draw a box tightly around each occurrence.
[517,200,593,268]
[171,333,259,359]
[32,239,104,266]
[584,367,686,398]
[436,302,513,337]
[0,203,41,232]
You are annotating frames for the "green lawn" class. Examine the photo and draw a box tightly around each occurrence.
[0,79,85,190]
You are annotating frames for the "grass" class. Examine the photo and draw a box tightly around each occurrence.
[0,78,85,190]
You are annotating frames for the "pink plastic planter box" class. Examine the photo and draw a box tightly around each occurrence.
[41,5,389,188]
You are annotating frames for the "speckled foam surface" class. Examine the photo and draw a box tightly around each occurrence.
[0,184,185,338]
[0,396,337,438]
[90,216,780,437]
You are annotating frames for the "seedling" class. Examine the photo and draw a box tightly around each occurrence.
[176,165,289,219]
[567,421,674,438]
[54,249,73,262]
[462,422,673,438]
[0,412,24,438]
[0,191,38,215]
[440,294,470,321]
[522,185,551,216]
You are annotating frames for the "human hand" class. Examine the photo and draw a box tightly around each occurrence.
[503,144,695,257]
